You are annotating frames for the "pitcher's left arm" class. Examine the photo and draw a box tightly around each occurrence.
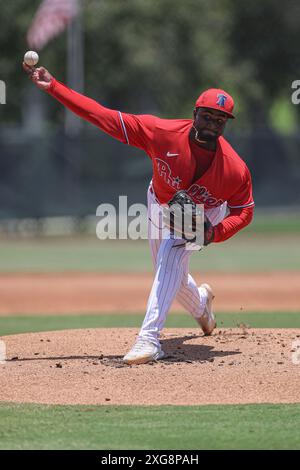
[213,166,254,243]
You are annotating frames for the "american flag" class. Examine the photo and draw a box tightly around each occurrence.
[27,0,79,50]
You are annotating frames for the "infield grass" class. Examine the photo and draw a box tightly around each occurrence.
[0,402,299,450]
[0,311,300,336]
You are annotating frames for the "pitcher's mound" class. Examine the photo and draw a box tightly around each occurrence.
[1,328,300,405]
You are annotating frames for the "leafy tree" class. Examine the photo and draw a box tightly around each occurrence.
[229,0,300,127]
[0,0,299,128]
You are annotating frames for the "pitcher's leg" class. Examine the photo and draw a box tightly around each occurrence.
[147,221,203,329]
[123,189,220,365]
[139,238,191,345]
[176,204,228,319]
[176,272,208,318]
[123,238,191,365]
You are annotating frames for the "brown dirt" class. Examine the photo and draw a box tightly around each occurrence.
[0,271,299,315]
[1,328,300,405]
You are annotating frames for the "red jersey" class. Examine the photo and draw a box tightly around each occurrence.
[189,141,215,181]
[47,79,254,242]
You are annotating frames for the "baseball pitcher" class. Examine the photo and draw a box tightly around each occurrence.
[23,63,254,365]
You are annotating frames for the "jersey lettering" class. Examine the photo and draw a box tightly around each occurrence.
[155,158,182,190]
[187,183,224,207]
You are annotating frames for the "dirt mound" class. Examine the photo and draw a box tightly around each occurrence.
[1,328,300,405]
[1,271,300,315]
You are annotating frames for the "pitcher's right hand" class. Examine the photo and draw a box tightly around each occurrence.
[23,62,53,91]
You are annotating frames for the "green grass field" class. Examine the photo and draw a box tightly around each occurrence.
[0,212,299,273]
[0,232,300,273]
[0,402,300,450]
[1,311,300,336]
[1,311,300,450]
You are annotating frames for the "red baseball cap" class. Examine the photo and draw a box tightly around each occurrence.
[195,88,235,118]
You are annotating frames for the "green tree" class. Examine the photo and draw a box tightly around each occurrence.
[229,0,300,127]
[1,0,299,128]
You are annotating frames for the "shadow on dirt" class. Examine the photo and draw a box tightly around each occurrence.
[6,335,241,367]
[160,334,241,364]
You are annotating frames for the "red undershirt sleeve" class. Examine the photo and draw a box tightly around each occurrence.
[213,206,254,243]
[212,163,255,242]
[47,78,156,153]
[227,166,254,210]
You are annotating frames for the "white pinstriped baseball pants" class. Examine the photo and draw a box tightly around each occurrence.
[138,184,227,347]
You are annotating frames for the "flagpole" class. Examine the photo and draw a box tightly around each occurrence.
[65,0,84,137]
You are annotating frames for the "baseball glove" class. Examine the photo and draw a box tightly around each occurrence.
[163,190,214,246]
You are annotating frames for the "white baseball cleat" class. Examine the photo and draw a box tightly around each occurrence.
[196,283,216,336]
[123,338,165,365]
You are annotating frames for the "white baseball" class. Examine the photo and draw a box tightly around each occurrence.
[24,51,39,67]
